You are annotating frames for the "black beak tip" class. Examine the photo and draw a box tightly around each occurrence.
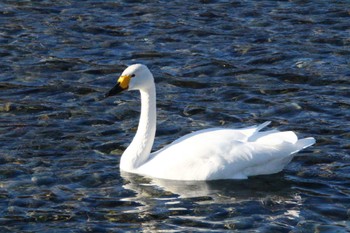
[103,83,125,100]
[104,91,112,99]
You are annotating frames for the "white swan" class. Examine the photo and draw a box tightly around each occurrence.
[105,64,315,181]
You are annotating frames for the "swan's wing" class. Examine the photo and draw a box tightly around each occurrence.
[159,121,272,149]
[137,123,315,181]
[219,131,315,179]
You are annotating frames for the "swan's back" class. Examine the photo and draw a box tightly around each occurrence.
[137,122,315,180]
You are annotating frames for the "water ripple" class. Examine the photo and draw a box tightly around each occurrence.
[1,0,350,232]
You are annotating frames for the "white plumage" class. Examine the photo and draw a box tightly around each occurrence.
[105,64,315,181]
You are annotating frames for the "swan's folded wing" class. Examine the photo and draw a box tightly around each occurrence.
[137,125,315,181]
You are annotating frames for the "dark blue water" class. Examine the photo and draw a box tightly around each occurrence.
[1,0,349,232]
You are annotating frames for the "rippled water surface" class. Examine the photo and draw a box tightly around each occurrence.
[1,0,350,232]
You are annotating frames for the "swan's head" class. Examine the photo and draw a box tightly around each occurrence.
[105,64,154,97]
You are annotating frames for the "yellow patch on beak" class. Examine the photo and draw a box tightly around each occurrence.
[118,75,132,89]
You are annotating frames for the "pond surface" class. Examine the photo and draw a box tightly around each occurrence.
[1,0,350,232]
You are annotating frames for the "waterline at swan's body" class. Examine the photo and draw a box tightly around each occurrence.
[105,64,315,181]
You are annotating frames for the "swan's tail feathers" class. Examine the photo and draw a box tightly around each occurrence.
[296,137,316,149]
[294,137,316,153]
[256,121,271,131]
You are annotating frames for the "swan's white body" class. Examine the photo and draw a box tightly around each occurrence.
[106,64,315,181]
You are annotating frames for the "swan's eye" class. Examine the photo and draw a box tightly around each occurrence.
[131,74,135,78]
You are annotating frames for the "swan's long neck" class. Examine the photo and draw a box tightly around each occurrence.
[120,85,156,172]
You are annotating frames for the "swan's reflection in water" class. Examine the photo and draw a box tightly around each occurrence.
[121,171,295,198]
[120,171,303,231]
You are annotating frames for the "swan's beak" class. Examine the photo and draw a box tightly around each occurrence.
[104,75,131,98]
[105,82,124,97]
